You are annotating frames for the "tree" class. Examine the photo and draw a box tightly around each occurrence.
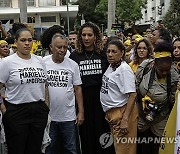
[163,0,180,37]
[96,0,146,25]
[74,0,106,30]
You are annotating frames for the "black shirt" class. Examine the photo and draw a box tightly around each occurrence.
[70,50,109,88]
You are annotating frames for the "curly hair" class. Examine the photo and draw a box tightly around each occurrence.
[76,22,103,54]
[41,25,64,50]
[154,40,173,54]
[133,38,154,64]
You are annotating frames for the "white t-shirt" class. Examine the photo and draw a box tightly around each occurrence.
[100,61,136,112]
[0,53,47,104]
[43,55,82,122]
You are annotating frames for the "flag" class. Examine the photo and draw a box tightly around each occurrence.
[4,20,10,31]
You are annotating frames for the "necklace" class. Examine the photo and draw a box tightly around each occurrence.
[84,51,94,60]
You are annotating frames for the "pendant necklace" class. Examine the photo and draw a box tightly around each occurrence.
[84,51,94,60]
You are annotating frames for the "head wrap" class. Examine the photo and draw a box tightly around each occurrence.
[124,40,131,46]
[0,40,7,46]
[154,51,171,59]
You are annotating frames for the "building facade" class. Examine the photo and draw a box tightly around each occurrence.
[0,0,78,31]
[136,0,170,28]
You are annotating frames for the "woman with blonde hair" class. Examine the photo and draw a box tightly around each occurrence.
[0,40,9,58]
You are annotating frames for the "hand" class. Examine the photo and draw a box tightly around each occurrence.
[177,80,180,91]
[75,112,84,126]
[119,118,129,136]
[0,103,6,114]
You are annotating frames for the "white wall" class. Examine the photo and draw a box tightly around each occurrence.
[137,0,170,26]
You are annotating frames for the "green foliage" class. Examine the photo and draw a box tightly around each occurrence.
[163,0,180,36]
[75,0,146,30]
[75,0,106,29]
[96,0,146,23]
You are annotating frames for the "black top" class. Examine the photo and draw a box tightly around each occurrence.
[70,50,109,88]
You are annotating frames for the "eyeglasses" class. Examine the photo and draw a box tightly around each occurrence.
[137,47,148,50]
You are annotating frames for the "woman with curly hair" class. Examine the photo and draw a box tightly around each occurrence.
[129,39,154,73]
[70,22,115,154]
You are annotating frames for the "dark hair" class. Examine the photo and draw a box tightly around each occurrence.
[12,22,26,35]
[103,36,119,52]
[69,31,77,35]
[154,40,173,64]
[5,36,15,44]
[108,40,125,59]
[14,28,32,40]
[76,22,103,54]
[41,25,65,50]
[173,38,180,45]
[154,40,173,54]
[158,28,172,43]
[134,39,154,64]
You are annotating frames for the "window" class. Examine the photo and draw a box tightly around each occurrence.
[39,0,56,6]
[0,0,11,7]
[160,0,164,6]
[61,0,67,5]
[27,0,35,6]
[41,16,56,22]
[28,17,35,23]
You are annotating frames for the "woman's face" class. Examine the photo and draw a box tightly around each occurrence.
[137,42,148,59]
[15,31,33,56]
[0,42,9,57]
[106,44,124,64]
[173,41,180,59]
[151,30,159,45]
[81,27,96,51]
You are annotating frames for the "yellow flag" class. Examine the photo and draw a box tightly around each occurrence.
[159,91,179,154]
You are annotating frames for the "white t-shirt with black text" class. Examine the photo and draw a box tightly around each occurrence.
[0,53,47,104]
[100,61,136,112]
[43,55,82,122]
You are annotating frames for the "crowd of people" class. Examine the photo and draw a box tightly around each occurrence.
[0,20,179,154]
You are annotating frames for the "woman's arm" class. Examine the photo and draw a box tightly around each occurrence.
[120,92,137,135]
[0,82,6,113]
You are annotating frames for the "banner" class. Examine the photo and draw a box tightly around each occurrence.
[159,91,180,154]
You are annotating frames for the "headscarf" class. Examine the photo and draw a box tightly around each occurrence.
[0,40,8,46]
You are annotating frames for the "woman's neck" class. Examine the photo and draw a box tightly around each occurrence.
[85,46,94,52]
[17,52,31,60]
[138,58,146,65]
